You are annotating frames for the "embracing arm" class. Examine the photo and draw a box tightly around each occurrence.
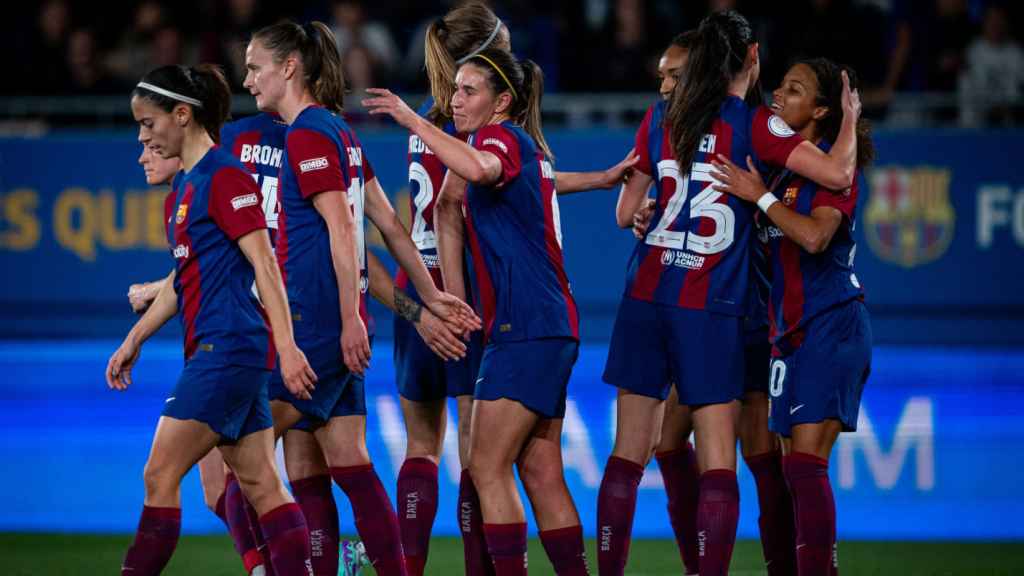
[784,71,861,190]
[615,169,654,229]
[434,171,469,302]
[555,149,639,195]
[362,89,503,185]
[106,269,176,390]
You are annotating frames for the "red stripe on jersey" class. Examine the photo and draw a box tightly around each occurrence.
[629,246,666,301]
[678,118,732,308]
[779,237,805,338]
[464,203,495,342]
[539,156,578,339]
[177,183,202,360]
[231,130,262,173]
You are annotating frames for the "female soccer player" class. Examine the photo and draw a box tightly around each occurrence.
[602,10,860,575]
[107,63,316,576]
[710,58,874,576]
[364,48,590,576]
[630,30,793,576]
[243,20,479,576]
[396,4,634,574]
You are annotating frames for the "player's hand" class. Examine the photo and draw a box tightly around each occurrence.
[279,344,316,401]
[127,282,159,314]
[841,70,861,123]
[632,198,656,239]
[415,308,469,361]
[599,149,640,189]
[423,290,482,335]
[710,154,767,203]
[341,317,371,375]
[106,339,141,391]
[362,88,418,129]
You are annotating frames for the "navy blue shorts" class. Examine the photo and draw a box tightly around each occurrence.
[475,337,578,419]
[268,339,357,424]
[768,300,872,436]
[603,297,745,406]
[162,358,273,442]
[744,327,771,394]
[394,313,482,402]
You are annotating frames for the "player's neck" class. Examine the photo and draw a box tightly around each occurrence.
[727,71,752,100]
[181,131,215,173]
[279,91,320,125]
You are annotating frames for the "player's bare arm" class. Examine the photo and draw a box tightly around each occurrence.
[784,71,861,190]
[433,171,470,306]
[554,148,640,195]
[711,154,843,254]
[106,269,176,391]
[615,164,654,229]
[363,176,480,334]
[363,88,505,186]
[237,229,316,399]
[127,278,168,314]
[312,189,371,374]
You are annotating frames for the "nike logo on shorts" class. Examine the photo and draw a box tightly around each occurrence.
[789,404,805,415]
[165,397,176,403]
[475,378,484,385]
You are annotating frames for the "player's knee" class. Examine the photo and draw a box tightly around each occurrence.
[142,460,178,499]
[518,458,565,495]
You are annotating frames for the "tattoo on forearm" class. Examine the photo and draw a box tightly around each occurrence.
[394,286,423,324]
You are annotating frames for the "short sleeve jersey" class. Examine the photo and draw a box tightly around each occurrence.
[625,97,804,316]
[164,146,273,368]
[276,106,373,348]
[463,122,578,343]
[220,113,288,234]
[763,140,865,354]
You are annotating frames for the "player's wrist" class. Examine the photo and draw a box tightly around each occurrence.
[756,192,779,214]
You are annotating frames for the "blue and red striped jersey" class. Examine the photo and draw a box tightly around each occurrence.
[763,140,864,354]
[463,122,578,343]
[396,97,461,291]
[164,146,273,368]
[220,113,288,233]
[624,97,804,316]
[277,106,374,346]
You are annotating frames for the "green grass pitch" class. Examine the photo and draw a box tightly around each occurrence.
[2,534,1023,575]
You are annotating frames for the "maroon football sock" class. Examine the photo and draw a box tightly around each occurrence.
[258,503,313,576]
[397,457,440,576]
[214,490,229,528]
[596,455,644,576]
[121,506,181,576]
[225,472,266,574]
[458,469,495,576]
[291,474,339,576]
[330,464,407,576]
[696,469,740,576]
[483,522,528,576]
[784,452,838,576]
[539,524,590,575]
[745,450,797,576]
[655,444,700,574]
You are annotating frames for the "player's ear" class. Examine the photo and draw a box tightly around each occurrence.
[282,53,299,82]
[494,91,513,116]
[173,103,191,128]
[812,105,829,122]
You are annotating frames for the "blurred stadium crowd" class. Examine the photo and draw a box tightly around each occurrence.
[4,0,1023,127]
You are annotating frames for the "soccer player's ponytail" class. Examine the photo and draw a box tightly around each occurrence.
[518,59,552,160]
[425,2,508,126]
[132,64,230,143]
[190,64,231,143]
[666,9,754,169]
[253,20,347,113]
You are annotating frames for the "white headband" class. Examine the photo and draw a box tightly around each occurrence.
[136,82,203,107]
[455,18,503,65]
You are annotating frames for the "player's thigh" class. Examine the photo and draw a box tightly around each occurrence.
[400,395,447,461]
[789,420,843,461]
[739,390,777,459]
[218,427,287,513]
[611,388,666,465]
[271,399,306,439]
[691,400,741,473]
[314,414,370,468]
[469,398,538,475]
[657,385,693,453]
[283,428,328,482]
[145,416,221,485]
[455,394,474,466]
[197,449,227,507]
